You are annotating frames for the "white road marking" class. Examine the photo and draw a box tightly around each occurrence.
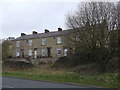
[3,85,13,88]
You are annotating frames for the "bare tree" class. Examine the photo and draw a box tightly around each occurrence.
[66,2,119,72]
[66,2,118,49]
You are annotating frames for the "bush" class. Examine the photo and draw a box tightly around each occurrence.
[52,56,75,68]
[3,60,34,70]
[69,63,98,73]
[38,61,46,65]
[74,47,115,73]
[73,48,100,65]
[52,47,118,73]
[106,57,118,72]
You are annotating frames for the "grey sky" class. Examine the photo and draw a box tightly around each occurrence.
[0,1,79,38]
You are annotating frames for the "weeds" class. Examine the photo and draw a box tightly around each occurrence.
[2,66,119,88]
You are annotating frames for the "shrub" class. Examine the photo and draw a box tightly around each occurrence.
[69,63,97,73]
[73,48,100,65]
[3,60,34,70]
[3,60,16,68]
[52,56,75,68]
[38,61,46,65]
[14,61,34,69]
[106,57,118,72]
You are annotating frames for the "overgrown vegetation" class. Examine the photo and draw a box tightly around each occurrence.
[3,60,34,70]
[3,65,119,88]
[52,55,118,73]
[65,2,119,73]
[2,2,119,88]
[2,40,12,60]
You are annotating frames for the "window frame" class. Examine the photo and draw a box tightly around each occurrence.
[75,35,80,41]
[64,48,68,56]
[16,50,20,56]
[42,48,47,56]
[28,40,32,46]
[56,37,62,44]
[16,41,20,47]
[28,49,32,56]
[41,38,46,46]
[56,48,62,56]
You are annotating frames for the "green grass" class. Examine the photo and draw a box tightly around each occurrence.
[2,70,119,88]
[0,61,2,76]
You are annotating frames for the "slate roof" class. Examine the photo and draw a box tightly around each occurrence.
[14,30,73,41]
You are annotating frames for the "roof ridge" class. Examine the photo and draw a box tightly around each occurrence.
[24,30,67,36]
[15,29,72,40]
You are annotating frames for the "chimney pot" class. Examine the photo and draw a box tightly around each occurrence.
[45,29,49,33]
[58,28,62,31]
[21,33,26,36]
[33,31,37,34]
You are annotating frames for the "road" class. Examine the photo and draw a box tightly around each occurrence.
[2,77,96,88]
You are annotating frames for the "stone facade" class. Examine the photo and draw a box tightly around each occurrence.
[12,28,73,61]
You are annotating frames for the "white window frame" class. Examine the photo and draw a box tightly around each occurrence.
[16,50,20,56]
[28,49,32,56]
[28,40,32,46]
[56,37,62,44]
[42,38,46,45]
[16,41,20,47]
[42,48,47,56]
[64,48,68,56]
[56,48,62,56]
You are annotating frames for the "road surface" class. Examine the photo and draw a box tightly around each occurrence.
[2,77,96,88]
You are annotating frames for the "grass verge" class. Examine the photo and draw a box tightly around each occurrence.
[2,67,119,88]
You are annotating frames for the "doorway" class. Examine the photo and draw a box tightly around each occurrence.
[34,50,37,59]
[21,49,24,58]
[34,48,38,59]
[47,47,51,57]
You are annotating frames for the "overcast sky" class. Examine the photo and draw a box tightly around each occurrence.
[0,1,80,38]
[0,0,118,39]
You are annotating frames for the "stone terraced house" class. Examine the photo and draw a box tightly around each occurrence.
[12,28,73,62]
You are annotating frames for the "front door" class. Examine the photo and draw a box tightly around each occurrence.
[34,50,37,59]
[22,51,24,58]
[21,49,24,58]
[47,47,51,57]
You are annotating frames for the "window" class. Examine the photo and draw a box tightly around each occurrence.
[28,40,32,46]
[56,37,62,44]
[42,48,47,56]
[42,38,46,45]
[64,48,68,56]
[16,41,20,47]
[75,35,80,41]
[16,50,20,56]
[28,49,32,56]
[56,48,62,55]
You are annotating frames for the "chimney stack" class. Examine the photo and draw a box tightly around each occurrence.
[33,31,37,34]
[45,29,49,33]
[21,33,26,36]
[58,28,62,31]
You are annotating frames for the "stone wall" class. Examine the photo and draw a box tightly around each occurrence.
[8,58,57,65]
[12,35,70,59]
